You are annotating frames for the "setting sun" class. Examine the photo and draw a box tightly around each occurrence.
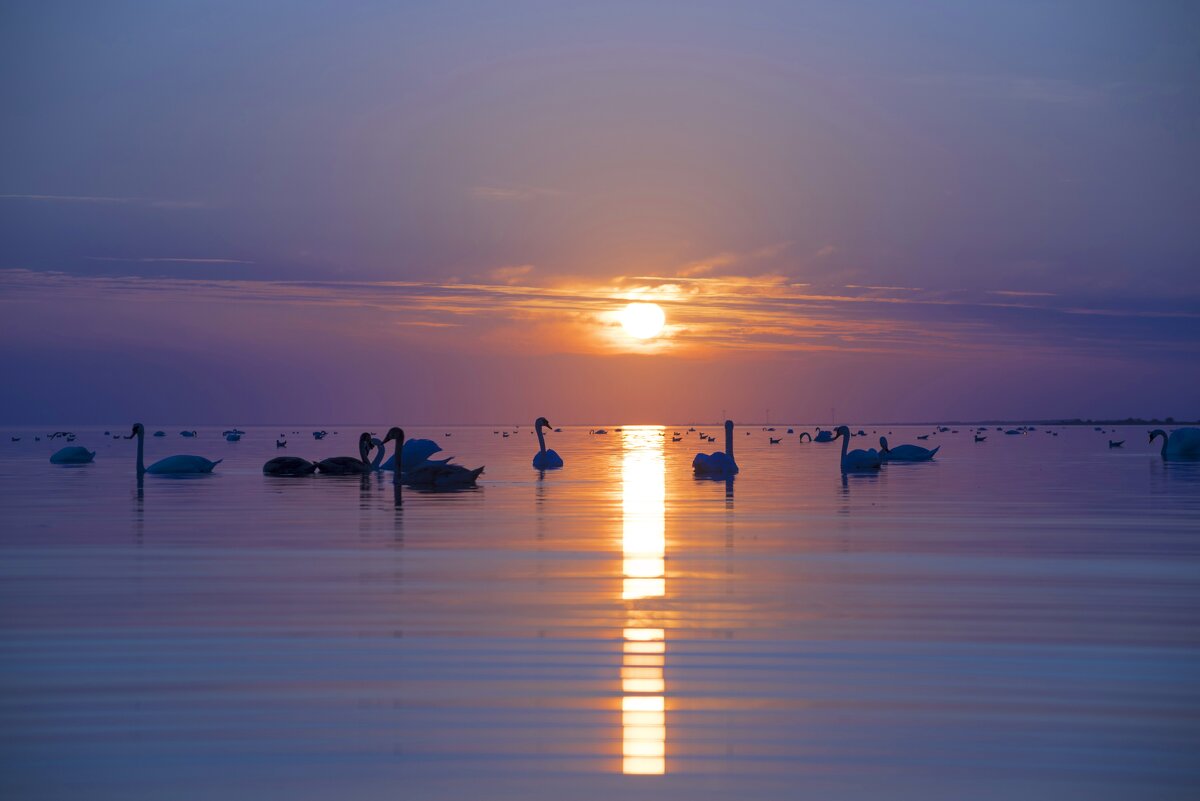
[619,302,666,340]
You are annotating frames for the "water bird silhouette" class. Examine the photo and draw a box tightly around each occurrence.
[315,433,377,475]
[1148,428,1200,460]
[1109,440,1124,448]
[879,436,938,462]
[834,425,881,471]
[693,420,739,477]
[50,446,95,464]
[532,417,564,469]
[130,423,220,475]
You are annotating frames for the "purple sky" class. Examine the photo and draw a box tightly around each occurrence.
[2,1,1198,424]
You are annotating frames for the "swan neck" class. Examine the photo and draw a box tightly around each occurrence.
[840,430,849,460]
[725,423,734,460]
[136,428,145,474]
[372,441,385,470]
[536,424,547,455]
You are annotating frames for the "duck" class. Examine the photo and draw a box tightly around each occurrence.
[769,437,781,444]
[693,420,739,477]
[834,425,881,471]
[878,436,938,462]
[532,417,564,469]
[1108,440,1124,448]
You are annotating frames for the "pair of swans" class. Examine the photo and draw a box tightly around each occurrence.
[380,429,483,487]
[878,436,938,462]
[1149,428,1200,460]
[693,420,739,477]
[533,417,564,469]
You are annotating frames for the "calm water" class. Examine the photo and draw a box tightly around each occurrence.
[2,424,1198,800]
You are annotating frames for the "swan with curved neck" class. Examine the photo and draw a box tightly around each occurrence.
[834,425,880,471]
[878,436,938,462]
[315,433,376,475]
[129,423,221,475]
[1149,428,1200,459]
[50,446,95,464]
[377,426,483,488]
[798,431,812,443]
[532,417,564,469]
[693,419,739,476]
[813,428,834,443]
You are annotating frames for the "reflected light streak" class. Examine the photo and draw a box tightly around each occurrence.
[621,427,667,775]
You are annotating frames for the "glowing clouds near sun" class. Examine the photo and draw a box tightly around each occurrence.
[618,302,666,340]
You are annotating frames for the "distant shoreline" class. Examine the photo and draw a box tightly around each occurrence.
[4,418,1197,429]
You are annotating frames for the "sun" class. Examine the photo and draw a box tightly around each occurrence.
[618,302,666,340]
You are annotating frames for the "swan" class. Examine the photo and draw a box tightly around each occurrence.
[380,438,444,471]
[878,436,938,462]
[153,431,166,438]
[798,431,812,443]
[315,433,376,475]
[813,428,834,443]
[1109,440,1124,448]
[276,439,287,448]
[917,434,930,440]
[225,432,241,442]
[769,437,781,444]
[129,423,221,475]
[693,420,739,476]
[180,430,197,438]
[834,425,881,471]
[1149,428,1200,459]
[50,446,95,464]
[262,453,317,475]
[532,417,564,469]
[376,427,483,488]
[975,435,987,443]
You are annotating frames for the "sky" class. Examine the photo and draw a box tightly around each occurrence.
[1,0,1198,424]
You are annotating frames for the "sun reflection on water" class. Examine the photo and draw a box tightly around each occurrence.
[620,427,667,775]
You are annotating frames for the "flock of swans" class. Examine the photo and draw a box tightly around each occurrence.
[29,419,1200,486]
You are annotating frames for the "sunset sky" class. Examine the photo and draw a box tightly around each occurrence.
[2,1,1198,424]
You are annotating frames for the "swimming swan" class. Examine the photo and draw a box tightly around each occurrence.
[532,417,564,469]
[50,446,95,464]
[878,436,938,462]
[130,423,221,475]
[798,431,812,443]
[316,433,376,475]
[813,428,834,443]
[834,425,881,471]
[1149,428,1200,460]
[380,438,444,472]
[378,427,483,488]
[693,420,739,476]
[262,452,318,476]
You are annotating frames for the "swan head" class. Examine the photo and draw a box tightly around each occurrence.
[382,426,405,445]
[725,419,734,431]
[879,436,890,452]
[834,425,851,440]
[1148,429,1166,442]
[127,423,144,439]
[535,417,551,431]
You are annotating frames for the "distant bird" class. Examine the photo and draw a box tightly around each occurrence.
[10,437,19,442]
[813,428,834,443]
[532,417,564,469]
[276,439,287,448]
[225,432,241,442]
[130,423,220,475]
[153,431,166,438]
[769,437,781,444]
[798,432,812,443]
[315,433,376,475]
[693,420,739,477]
[879,436,938,462]
[834,425,881,471]
[312,430,328,440]
[50,446,95,464]
[1148,428,1200,460]
[917,434,930,440]
[975,435,987,443]
[1109,440,1124,448]
[671,436,681,442]
[787,428,794,434]
[502,432,510,438]
[1005,429,1021,436]
[594,429,608,435]
[180,430,197,438]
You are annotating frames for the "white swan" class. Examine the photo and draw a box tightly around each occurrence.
[878,436,938,462]
[50,446,95,464]
[130,423,221,475]
[693,420,739,476]
[315,433,376,475]
[813,428,834,443]
[380,438,444,471]
[834,425,881,471]
[532,417,563,469]
[1149,428,1200,459]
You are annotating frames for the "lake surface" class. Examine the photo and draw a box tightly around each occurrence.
[2,423,1198,800]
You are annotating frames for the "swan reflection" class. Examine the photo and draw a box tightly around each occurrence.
[620,427,666,774]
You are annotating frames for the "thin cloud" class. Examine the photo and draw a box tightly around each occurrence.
[86,256,255,265]
[0,193,205,209]
[488,264,535,284]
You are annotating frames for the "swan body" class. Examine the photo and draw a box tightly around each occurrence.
[917,434,930,440]
[1109,440,1124,448]
[180,430,197,438]
[532,417,563,469]
[1004,429,1021,436]
[225,432,241,442]
[835,425,881,471]
[1149,428,1200,459]
[769,437,781,444]
[693,420,739,477]
[153,431,166,438]
[316,433,375,475]
[975,435,987,443]
[50,446,95,464]
[130,424,220,474]
[380,438,443,471]
[263,456,317,476]
[878,436,938,462]
[813,429,834,443]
